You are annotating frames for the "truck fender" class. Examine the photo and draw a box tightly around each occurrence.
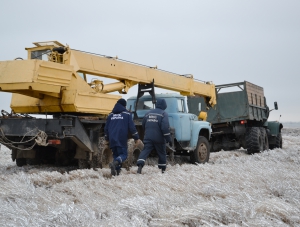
[266,121,283,136]
[190,121,211,148]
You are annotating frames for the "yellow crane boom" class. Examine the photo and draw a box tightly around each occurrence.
[0,41,216,115]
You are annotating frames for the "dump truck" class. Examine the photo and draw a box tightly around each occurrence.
[0,41,217,168]
[187,81,283,154]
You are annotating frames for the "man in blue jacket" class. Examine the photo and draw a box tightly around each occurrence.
[137,98,171,174]
[105,98,140,176]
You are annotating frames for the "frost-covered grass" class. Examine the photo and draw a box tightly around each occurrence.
[0,128,299,226]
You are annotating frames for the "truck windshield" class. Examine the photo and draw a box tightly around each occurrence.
[136,100,155,110]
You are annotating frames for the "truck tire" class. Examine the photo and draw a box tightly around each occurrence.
[101,147,113,168]
[260,127,269,151]
[16,158,27,167]
[245,127,263,154]
[123,139,140,170]
[190,136,210,164]
[274,133,282,149]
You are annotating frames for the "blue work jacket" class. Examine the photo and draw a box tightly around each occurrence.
[142,99,171,144]
[105,103,139,148]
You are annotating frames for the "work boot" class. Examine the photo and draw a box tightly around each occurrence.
[109,160,119,176]
[116,168,121,176]
[137,165,143,174]
[161,168,166,174]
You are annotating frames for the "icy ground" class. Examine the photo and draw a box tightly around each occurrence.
[0,128,299,227]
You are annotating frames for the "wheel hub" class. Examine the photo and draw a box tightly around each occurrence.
[198,143,207,161]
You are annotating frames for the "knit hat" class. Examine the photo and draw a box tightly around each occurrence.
[117,98,127,107]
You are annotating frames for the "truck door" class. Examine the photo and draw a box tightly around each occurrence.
[178,98,191,141]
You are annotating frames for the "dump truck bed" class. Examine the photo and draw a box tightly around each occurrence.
[188,81,268,124]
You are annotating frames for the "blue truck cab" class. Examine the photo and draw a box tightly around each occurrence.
[127,93,211,163]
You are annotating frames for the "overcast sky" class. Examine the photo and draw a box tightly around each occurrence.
[0,0,299,122]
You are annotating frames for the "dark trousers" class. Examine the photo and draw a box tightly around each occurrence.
[111,146,127,170]
[137,140,167,170]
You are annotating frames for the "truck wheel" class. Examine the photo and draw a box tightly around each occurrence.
[245,127,263,154]
[190,136,210,164]
[124,149,141,171]
[123,139,140,170]
[101,147,113,168]
[274,133,282,149]
[16,158,27,167]
[260,128,269,151]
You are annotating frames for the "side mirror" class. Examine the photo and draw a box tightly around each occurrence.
[274,102,278,110]
[198,103,202,112]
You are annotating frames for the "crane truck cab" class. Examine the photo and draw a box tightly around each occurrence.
[127,93,211,164]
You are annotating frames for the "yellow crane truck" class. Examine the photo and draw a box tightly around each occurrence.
[0,41,216,168]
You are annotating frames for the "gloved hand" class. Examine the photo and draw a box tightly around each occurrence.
[168,141,172,147]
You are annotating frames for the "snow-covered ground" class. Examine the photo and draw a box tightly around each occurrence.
[0,128,299,227]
